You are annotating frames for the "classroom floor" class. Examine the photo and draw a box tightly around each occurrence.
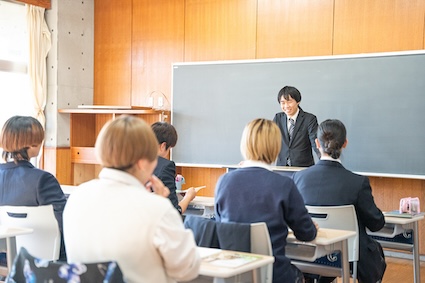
[335,256,425,282]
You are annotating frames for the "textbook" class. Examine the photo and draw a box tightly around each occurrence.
[176,186,206,194]
[383,210,424,218]
[202,250,261,268]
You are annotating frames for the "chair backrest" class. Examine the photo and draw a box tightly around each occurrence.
[306,205,359,263]
[250,222,273,283]
[0,205,60,260]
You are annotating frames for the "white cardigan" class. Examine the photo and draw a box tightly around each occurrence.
[63,168,200,283]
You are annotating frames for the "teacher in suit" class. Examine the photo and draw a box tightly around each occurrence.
[292,119,386,283]
[273,86,320,166]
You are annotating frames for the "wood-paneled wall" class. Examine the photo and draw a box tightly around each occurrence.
[93,0,132,106]
[54,0,425,252]
[257,0,334,58]
[131,0,185,107]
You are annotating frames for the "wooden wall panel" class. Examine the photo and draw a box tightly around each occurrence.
[334,0,425,54]
[184,0,257,61]
[257,0,334,58]
[94,0,132,106]
[43,147,71,184]
[131,0,185,108]
[176,167,226,197]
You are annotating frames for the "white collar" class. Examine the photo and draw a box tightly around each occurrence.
[240,160,272,171]
[288,108,300,121]
[320,155,342,164]
[98,167,146,188]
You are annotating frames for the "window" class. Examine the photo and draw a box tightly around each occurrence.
[0,0,33,128]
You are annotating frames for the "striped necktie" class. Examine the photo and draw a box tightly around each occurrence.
[289,118,295,140]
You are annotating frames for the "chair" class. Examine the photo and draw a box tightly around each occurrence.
[6,247,125,283]
[0,205,61,261]
[250,222,273,283]
[292,205,359,282]
[184,216,273,283]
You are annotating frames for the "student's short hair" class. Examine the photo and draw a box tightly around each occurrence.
[95,115,158,170]
[240,118,281,164]
[0,116,44,162]
[151,122,178,150]
[277,85,302,103]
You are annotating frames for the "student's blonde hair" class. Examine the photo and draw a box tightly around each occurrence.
[95,115,158,170]
[0,116,44,162]
[240,118,281,164]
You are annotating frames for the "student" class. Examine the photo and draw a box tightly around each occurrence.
[273,85,320,167]
[0,115,67,260]
[293,119,386,283]
[151,122,196,214]
[215,118,317,283]
[63,116,200,283]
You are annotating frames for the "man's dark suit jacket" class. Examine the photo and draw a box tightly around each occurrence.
[153,156,179,210]
[273,107,320,167]
[293,160,386,283]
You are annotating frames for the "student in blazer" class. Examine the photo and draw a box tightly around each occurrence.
[273,86,320,167]
[152,122,197,215]
[215,118,317,283]
[293,119,386,283]
[0,116,67,260]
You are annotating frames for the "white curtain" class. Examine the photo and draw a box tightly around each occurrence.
[26,4,51,167]
[26,4,51,128]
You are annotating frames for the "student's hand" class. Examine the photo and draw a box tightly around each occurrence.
[182,187,197,202]
[146,175,170,198]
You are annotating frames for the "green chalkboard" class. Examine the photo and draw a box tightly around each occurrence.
[172,51,425,177]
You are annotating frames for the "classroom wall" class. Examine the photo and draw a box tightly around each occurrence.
[49,0,425,253]
[43,0,94,184]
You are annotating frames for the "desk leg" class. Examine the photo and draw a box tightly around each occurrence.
[6,236,17,271]
[412,221,420,283]
[341,239,350,283]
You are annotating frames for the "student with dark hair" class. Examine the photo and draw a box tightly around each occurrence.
[215,118,317,283]
[152,122,197,214]
[293,119,386,283]
[0,115,67,260]
[273,85,320,167]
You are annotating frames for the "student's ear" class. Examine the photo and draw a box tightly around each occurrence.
[315,138,321,149]
[342,139,348,148]
[159,142,167,153]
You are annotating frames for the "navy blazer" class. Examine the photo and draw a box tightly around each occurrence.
[273,107,320,167]
[153,156,179,210]
[215,166,317,283]
[0,160,67,260]
[293,160,386,283]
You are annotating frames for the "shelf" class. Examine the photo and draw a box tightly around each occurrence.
[59,107,169,185]
[58,108,169,115]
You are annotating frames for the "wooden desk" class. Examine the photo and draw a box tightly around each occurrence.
[198,247,274,282]
[287,228,356,283]
[368,214,424,283]
[0,226,33,274]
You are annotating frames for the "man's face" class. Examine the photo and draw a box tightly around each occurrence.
[280,96,300,117]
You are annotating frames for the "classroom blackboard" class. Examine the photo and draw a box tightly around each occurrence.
[171,51,425,177]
